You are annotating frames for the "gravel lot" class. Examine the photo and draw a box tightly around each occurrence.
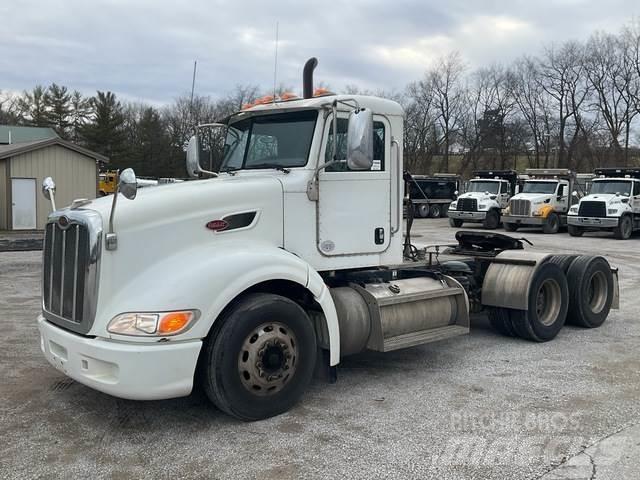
[1,219,639,479]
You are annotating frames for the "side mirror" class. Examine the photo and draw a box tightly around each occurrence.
[186,135,200,178]
[346,108,373,170]
[119,168,137,200]
[42,177,57,211]
[572,190,578,197]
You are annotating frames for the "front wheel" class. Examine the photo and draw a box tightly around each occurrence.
[613,215,632,240]
[483,210,500,229]
[568,225,584,237]
[449,218,463,228]
[201,293,316,421]
[542,212,560,234]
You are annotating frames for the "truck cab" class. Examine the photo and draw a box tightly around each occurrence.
[502,168,576,234]
[448,170,516,229]
[36,59,620,421]
[568,168,640,239]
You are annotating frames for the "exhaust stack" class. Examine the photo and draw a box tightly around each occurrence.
[303,57,318,99]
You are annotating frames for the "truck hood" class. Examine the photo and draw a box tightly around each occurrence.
[580,193,629,205]
[457,191,496,202]
[509,193,553,204]
[69,175,285,293]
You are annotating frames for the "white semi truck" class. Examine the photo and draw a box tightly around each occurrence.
[37,59,619,421]
[501,168,578,234]
[568,168,640,239]
[447,170,517,229]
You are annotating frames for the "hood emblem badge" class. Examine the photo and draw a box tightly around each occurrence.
[206,220,229,232]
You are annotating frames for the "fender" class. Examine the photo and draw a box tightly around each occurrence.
[96,241,341,365]
[481,250,552,310]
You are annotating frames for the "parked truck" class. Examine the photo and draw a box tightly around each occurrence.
[408,173,461,218]
[501,168,579,234]
[37,59,619,421]
[568,168,640,239]
[447,170,517,229]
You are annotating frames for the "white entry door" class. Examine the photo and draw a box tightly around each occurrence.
[12,178,37,230]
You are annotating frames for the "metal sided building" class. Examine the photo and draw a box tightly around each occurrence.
[0,138,108,230]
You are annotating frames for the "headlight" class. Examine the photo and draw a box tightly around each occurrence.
[569,207,578,214]
[478,204,487,210]
[450,202,457,210]
[608,209,617,215]
[107,310,199,336]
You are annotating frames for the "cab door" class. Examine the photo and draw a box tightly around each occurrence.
[556,182,569,213]
[498,181,511,208]
[317,115,391,256]
[633,181,640,215]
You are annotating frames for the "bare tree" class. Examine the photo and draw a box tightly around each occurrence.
[429,52,467,172]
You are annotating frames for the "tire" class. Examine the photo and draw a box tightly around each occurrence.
[440,204,450,218]
[509,263,569,342]
[483,210,500,229]
[504,222,519,232]
[429,204,442,218]
[544,255,578,274]
[416,204,430,218]
[542,212,560,234]
[565,256,614,328]
[201,293,316,421]
[568,225,584,237]
[613,215,632,240]
[487,307,517,337]
[449,218,463,228]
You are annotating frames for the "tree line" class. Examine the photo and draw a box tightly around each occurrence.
[1,19,640,177]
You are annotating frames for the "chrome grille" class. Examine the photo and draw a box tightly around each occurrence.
[43,211,102,335]
[510,199,531,216]
[578,201,607,218]
[457,198,477,212]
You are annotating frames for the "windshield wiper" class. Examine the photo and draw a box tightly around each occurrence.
[248,163,291,174]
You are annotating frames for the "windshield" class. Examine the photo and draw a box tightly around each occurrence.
[220,110,318,171]
[467,181,499,194]
[590,180,632,196]
[522,181,558,194]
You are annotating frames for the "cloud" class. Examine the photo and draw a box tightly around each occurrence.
[0,0,638,104]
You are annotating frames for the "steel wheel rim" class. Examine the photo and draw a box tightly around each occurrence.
[238,322,297,396]
[536,278,562,326]
[587,271,607,314]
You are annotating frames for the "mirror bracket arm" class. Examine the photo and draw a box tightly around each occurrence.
[106,170,120,251]
[306,159,339,201]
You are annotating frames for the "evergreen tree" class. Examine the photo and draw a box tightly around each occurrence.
[17,85,48,126]
[44,83,72,138]
[68,90,91,143]
[82,91,126,165]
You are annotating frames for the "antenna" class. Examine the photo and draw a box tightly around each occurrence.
[273,21,279,101]
[189,60,197,125]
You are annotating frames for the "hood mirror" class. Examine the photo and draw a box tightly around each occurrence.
[42,177,57,211]
[119,168,137,200]
[346,108,373,170]
[186,135,200,178]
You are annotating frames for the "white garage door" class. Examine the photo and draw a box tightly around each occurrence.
[12,178,37,230]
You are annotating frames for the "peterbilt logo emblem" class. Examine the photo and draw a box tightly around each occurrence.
[57,216,71,229]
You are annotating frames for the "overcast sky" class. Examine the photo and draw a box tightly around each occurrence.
[1,0,638,105]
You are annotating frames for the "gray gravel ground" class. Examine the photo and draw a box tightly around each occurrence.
[1,219,639,479]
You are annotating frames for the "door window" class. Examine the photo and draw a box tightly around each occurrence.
[634,181,640,196]
[325,118,385,172]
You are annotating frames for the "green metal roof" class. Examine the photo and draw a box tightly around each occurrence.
[0,125,58,144]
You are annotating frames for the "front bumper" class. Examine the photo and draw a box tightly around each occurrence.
[38,315,202,400]
[448,210,487,221]
[501,215,547,225]
[567,216,619,228]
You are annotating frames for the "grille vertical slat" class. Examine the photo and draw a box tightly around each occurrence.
[60,229,66,317]
[72,225,79,321]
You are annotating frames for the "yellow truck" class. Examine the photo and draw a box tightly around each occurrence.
[98,171,118,196]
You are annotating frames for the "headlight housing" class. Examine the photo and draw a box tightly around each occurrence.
[569,206,578,214]
[107,310,199,336]
[450,202,457,210]
[478,204,487,210]
[608,209,618,215]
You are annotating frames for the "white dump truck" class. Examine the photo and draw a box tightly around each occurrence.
[501,168,578,234]
[568,168,640,239]
[447,170,517,229]
[37,59,619,421]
